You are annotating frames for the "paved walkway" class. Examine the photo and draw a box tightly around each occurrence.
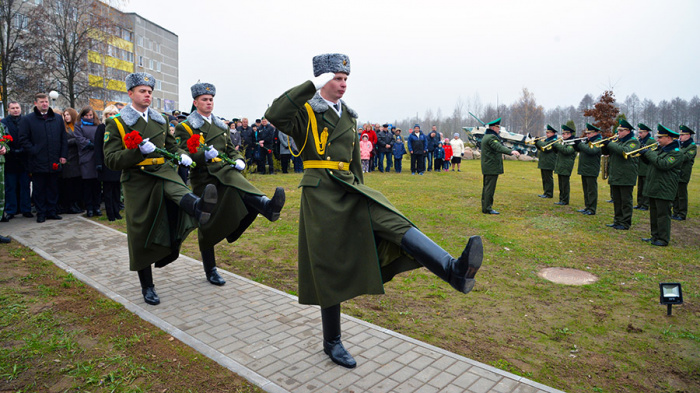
[5,215,564,393]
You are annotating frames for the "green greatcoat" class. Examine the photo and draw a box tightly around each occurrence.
[673,139,697,219]
[602,134,639,186]
[642,140,684,245]
[576,136,602,213]
[480,130,513,175]
[636,135,655,208]
[552,140,576,176]
[265,81,420,308]
[104,108,197,271]
[174,113,264,250]
[535,138,557,170]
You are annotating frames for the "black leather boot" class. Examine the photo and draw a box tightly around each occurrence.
[401,228,482,294]
[321,304,356,368]
[201,247,226,286]
[137,267,160,305]
[180,184,218,225]
[242,187,285,222]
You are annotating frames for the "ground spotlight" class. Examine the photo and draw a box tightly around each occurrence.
[659,283,683,316]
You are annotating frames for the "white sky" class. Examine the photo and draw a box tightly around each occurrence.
[123,0,700,124]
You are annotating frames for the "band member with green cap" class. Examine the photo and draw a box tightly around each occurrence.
[672,125,696,220]
[573,123,602,215]
[552,124,577,206]
[265,53,483,369]
[174,82,286,286]
[601,118,639,230]
[634,123,655,211]
[480,117,521,214]
[639,124,683,246]
[534,125,557,198]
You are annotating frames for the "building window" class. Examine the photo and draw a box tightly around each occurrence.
[149,59,153,70]
[138,55,143,67]
[157,80,162,90]
[157,98,161,109]
[138,36,143,47]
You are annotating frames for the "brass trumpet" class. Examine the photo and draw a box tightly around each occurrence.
[590,135,618,147]
[542,138,562,151]
[561,137,588,145]
[525,136,546,145]
[623,143,658,159]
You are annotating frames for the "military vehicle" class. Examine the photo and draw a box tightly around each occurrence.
[462,112,538,156]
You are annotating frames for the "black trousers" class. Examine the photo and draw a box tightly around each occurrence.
[540,169,553,197]
[83,178,102,211]
[280,154,291,173]
[410,153,425,174]
[481,175,499,213]
[636,176,649,208]
[611,185,634,228]
[33,172,60,216]
[102,181,121,220]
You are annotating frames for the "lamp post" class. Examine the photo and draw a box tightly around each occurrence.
[49,90,59,109]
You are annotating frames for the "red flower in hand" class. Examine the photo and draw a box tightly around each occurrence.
[124,130,143,149]
[52,163,59,170]
[2,135,13,142]
[187,134,202,154]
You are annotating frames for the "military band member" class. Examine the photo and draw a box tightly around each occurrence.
[672,125,696,221]
[174,83,286,286]
[265,53,483,369]
[551,125,576,206]
[480,118,521,214]
[573,123,602,215]
[534,125,557,198]
[634,123,654,211]
[639,125,683,246]
[601,119,639,230]
[104,72,218,306]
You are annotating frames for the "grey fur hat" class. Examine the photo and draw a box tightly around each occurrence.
[312,53,351,77]
[191,82,216,98]
[125,72,156,91]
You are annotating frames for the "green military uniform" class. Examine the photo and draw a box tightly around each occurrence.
[174,112,264,250]
[575,129,602,214]
[601,121,639,229]
[641,125,684,246]
[672,125,696,220]
[265,80,420,308]
[534,126,557,198]
[635,124,655,210]
[552,132,576,205]
[104,106,197,271]
[480,122,514,214]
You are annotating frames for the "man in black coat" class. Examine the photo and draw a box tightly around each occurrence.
[237,118,255,166]
[376,124,394,172]
[1,102,33,219]
[257,118,275,174]
[426,126,441,171]
[18,93,68,222]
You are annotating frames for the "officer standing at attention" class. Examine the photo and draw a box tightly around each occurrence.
[634,123,655,211]
[104,72,218,306]
[265,53,483,369]
[480,118,520,214]
[573,123,602,215]
[551,125,577,206]
[672,125,696,221]
[601,119,639,230]
[534,125,557,199]
[639,124,683,246]
[174,82,286,286]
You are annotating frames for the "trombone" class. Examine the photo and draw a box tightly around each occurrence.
[623,143,658,159]
[590,135,618,147]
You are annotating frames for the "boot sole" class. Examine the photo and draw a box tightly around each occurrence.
[199,184,218,224]
[268,187,286,222]
[457,236,482,294]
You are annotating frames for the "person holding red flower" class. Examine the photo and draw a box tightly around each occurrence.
[174,82,285,286]
[1,124,14,241]
[103,72,219,306]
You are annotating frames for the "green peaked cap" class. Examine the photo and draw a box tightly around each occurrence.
[487,117,501,126]
[637,123,652,131]
[585,123,600,132]
[657,124,679,137]
[618,118,635,130]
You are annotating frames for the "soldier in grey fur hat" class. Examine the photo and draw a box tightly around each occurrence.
[266,53,483,369]
[103,72,219,306]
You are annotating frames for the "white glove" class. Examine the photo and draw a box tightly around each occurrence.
[234,159,246,171]
[139,138,156,154]
[204,146,218,160]
[179,154,193,166]
[311,72,335,90]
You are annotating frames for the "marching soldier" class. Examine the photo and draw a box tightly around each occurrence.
[174,83,286,287]
[573,123,602,215]
[104,72,218,306]
[481,118,521,214]
[534,125,557,198]
[639,125,683,246]
[634,123,655,211]
[265,53,483,369]
[672,125,696,221]
[551,125,576,206]
[601,119,639,230]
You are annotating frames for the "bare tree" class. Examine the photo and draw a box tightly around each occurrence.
[687,96,700,132]
[624,94,640,126]
[640,98,657,126]
[0,0,31,114]
[510,87,544,135]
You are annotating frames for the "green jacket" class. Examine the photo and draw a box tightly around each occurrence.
[678,139,697,183]
[637,135,655,177]
[265,81,419,308]
[103,107,197,271]
[174,112,264,249]
[552,138,576,176]
[480,129,513,175]
[535,137,557,170]
[576,135,602,177]
[642,140,683,200]
[602,134,639,186]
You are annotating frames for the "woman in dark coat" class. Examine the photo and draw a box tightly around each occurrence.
[94,105,122,221]
[74,107,102,217]
[59,108,84,214]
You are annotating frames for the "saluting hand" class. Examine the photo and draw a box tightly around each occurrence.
[311,72,335,90]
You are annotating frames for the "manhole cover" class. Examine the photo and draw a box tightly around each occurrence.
[538,267,598,285]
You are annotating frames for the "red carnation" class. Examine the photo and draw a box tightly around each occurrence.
[52,163,59,170]
[187,134,201,154]
[2,135,13,142]
[124,130,143,150]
